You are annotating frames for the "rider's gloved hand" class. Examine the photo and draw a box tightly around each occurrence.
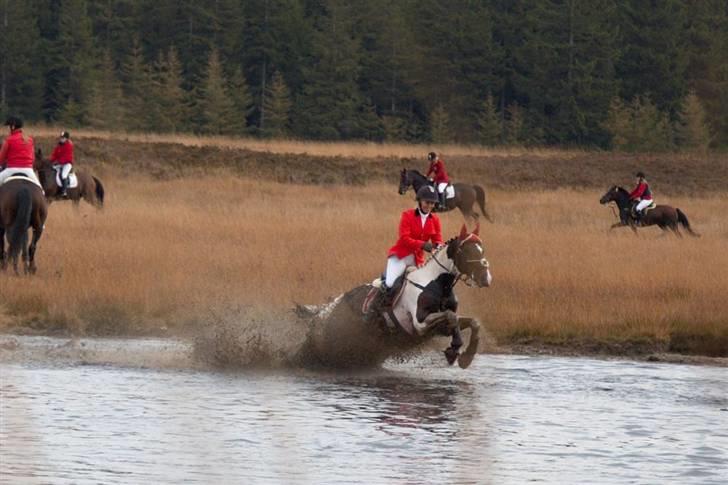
[422,241,434,253]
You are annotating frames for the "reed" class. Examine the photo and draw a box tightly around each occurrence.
[0,174,725,355]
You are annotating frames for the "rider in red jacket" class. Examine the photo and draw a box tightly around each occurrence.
[0,116,41,187]
[426,151,450,208]
[50,130,74,196]
[629,171,653,222]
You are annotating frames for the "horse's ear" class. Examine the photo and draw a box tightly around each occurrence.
[473,223,480,237]
[459,224,468,240]
[36,148,42,158]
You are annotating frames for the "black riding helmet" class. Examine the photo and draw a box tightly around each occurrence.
[60,130,70,139]
[4,116,23,129]
[636,171,646,179]
[416,185,439,203]
[427,151,437,162]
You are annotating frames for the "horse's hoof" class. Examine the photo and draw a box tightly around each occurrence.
[444,348,459,366]
[458,352,475,369]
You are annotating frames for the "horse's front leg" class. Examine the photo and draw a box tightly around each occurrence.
[0,228,5,271]
[420,310,458,335]
[456,316,481,369]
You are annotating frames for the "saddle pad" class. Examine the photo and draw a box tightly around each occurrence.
[55,171,79,189]
[3,174,44,191]
[445,185,455,199]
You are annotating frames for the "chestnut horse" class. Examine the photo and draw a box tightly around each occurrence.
[399,169,492,222]
[34,149,105,208]
[599,186,699,237]
[0,177,48,274]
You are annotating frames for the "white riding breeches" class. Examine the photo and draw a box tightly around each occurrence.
[437,182,448,194]
[0,167,41,186]
[385,254,415,288]
[635,199,653,212]
[54,163,72,179]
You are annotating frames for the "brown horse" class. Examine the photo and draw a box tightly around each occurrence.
[34,149,105,208]
[399,169,492,222]
[0,177,48,274]
[599,186,700,237]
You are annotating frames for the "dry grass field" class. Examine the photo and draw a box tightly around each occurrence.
[0,170,726,356]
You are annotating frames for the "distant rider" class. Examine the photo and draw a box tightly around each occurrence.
[0,116,41,187]
[368,185,444,317]
[629,171,653,223]
[50,130,74,197]
[425,151,450,208]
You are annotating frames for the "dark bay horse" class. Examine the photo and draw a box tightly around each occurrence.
[0,177,48,274]
[599,186,700,237]
[399,169,492,222]
[35,149,105,208]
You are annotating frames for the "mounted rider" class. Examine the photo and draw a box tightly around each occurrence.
[629,171,653,223]
[367,185,444,317]
[426,151,450,209]
[0,116,41,187]
[50,130,74,197]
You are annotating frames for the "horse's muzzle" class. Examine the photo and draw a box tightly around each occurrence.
[478,269,492,288]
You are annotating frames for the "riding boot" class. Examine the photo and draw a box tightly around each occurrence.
[439,192,446,209]
[364,283,389,322]
[60,177,69,197]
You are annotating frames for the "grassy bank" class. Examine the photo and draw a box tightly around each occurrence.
[0,172,725,357]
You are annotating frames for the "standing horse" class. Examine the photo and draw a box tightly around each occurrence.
[399,169,492,222]
[0,177,48,274]
[34,149,105,209]
[297,224,492,369]
[599,186,700,237]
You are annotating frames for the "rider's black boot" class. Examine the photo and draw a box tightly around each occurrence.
[439,192,446,209]
[60,177,70,197]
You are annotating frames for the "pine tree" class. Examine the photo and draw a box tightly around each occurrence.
[604,97,631,150]
[121,37,154,131]
[86,50,126,130]
[476,93,502,146]
[153,46,191,133]
[382,115,407,142]
[198,48,236,135]
[227,67,254,135]
[675,90,712,151]
[429,104,452,144]
[505,103,526,146]
[262,71,292,138]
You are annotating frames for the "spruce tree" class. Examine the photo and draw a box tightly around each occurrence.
[227,67,254,135]
[429,104,452,144]
[675,90,712,151]
[86,50,126,130]
[121,37,154,131]
[198,48,236,135]
[262,71,292,138]
[476,94,502,146]
[153,46,191,133]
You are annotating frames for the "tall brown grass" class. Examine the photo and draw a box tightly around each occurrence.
[28,125,584,160]
[1,174,726,355]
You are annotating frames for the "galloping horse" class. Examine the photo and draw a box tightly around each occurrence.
[297,224,492,369]
[0,177,48,274]
[399,169,492,222]
[34,149,105,208]
[599,186,699,237]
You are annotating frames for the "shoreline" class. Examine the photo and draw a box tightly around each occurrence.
[2,331,725,368]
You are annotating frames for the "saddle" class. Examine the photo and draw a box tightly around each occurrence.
[631,200,656,218]
[53,166,79,189]
[362,268,415,332]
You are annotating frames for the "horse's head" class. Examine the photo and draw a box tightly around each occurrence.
[447,224,492,288]
[398,168,410,195]
[599,185,622,205]
[33,149,52,171]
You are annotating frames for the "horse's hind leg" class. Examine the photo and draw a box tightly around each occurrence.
[456,316,481,369]
[28,226,43,274]
[444,328,464,365]
[0,228,5,271]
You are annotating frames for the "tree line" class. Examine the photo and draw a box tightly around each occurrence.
[1,0,726,149]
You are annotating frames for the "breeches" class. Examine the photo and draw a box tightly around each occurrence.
[385,254,415,287]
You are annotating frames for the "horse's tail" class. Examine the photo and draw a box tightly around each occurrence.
[676,208,700,237]
[9,187,33,261]
[92,176,105,208]
[473,185,493,223]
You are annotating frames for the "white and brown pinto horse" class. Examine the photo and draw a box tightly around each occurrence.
[297,224,492,369]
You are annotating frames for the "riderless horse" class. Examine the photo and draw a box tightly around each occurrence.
[600,186,699,237]
[399,169,492,222]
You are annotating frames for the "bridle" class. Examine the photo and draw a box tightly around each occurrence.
[430,236,490,288]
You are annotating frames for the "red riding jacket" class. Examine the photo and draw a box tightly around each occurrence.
[0,129,35,169]
[426,158,449,184]
[50,140,74,165]
[629,182,652,201]
[388,208,444,266]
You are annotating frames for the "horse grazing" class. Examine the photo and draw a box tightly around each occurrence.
[0,177,48,274]
[599,186,700,237]
[296,224,492,370]
[34,149,105,209]
[399,169,492,222]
